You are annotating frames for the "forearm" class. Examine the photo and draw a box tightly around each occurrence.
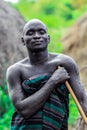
[16,78,57,119]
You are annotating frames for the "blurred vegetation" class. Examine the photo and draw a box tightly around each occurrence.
[12,0,87,52]
[1,0,87,129]
[0,87,14,130]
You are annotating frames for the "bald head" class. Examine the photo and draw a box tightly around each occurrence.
[23,19,48,35]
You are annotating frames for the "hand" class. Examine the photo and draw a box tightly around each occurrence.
[51,67,70,85]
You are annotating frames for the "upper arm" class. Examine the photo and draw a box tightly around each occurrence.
[66,57,79,80]
[66,57,80,84]
[65,56,86,100]
[6,66,26,108]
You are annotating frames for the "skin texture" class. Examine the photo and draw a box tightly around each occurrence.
[6,19,87,120]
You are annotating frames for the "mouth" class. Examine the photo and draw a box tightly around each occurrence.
[32,41,43,45]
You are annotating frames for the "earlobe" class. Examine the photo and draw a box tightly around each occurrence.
[48,35,50,43]
[21,37,25,45]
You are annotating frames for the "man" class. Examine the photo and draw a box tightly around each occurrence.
[6,19,87,130]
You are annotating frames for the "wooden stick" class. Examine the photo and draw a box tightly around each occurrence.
[58,67,87,124]
[65,81,87,124]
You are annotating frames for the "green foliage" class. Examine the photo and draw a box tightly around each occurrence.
[11,0,87,53]
[0,87,14,130]
[12,0,87,27]
[69,95,79,125]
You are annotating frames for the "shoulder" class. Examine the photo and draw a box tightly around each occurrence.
[58,53,79,74]
[6,63,20,82]
[6,57,28,80]
[59,53,75,64]
[49,52,79,73]
[49,52,75,64]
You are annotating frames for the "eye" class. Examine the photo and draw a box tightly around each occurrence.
[26,30,34,36]
[39,29,46,35]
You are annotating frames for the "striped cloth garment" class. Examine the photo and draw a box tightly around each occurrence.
[11,74,69,130]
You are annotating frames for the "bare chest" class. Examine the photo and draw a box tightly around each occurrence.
[20,62,57,81]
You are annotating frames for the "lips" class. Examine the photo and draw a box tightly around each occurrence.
[32,40,43,45]
[33,40,43,43]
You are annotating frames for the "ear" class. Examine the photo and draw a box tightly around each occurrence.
[48,35,50,43]
[21,37,25,45]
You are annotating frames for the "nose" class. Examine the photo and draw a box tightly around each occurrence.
[34,32,40,39]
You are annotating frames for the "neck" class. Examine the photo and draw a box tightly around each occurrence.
[28,49,49,65]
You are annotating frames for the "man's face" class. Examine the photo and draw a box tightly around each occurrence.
[23,21,50,52]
